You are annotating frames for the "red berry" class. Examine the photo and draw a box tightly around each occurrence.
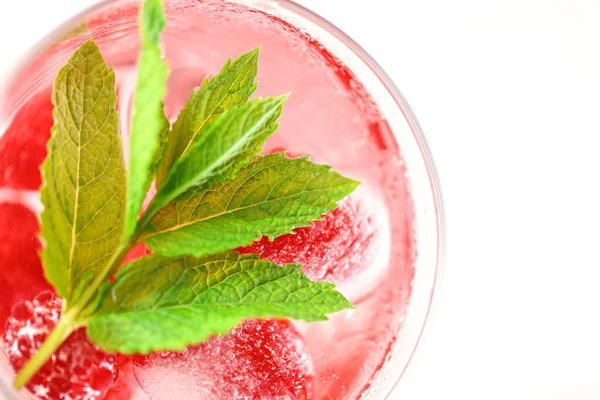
[2,292,120,400]
[238,194,385,288]
[0,203,52,328]
[133,319,314,399]
[0,90,53,190]
[239,149,389,300]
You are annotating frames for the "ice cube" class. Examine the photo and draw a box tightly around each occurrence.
[133,319,314,400]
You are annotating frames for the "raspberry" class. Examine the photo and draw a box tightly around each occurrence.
[133,319,314,399]
[239,149,388,298]
[2,292,120,400]
[0,203,52,328]
[238,195,382,286]
[0,90,53,190]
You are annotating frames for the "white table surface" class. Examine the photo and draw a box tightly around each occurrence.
[2,1,600,399]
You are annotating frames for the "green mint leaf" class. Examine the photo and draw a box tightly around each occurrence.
[87,252,352,353]
[140,153,359,257]
[156,48,259,187]
[124,0,168,239]
[148,109,170,178]
[40,40,126,302]
[145,96,287,220]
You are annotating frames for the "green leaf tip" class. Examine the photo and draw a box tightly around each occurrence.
[140,0,166,43]
[156,46,262,187]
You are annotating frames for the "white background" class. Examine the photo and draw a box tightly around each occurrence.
[2,1,600,399]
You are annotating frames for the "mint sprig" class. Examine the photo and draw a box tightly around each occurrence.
[14,0,358,389]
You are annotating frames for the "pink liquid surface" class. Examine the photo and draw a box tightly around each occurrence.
[0,1,416,399]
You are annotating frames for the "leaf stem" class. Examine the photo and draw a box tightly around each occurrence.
[14,240,133,389]
[14,313,76,389]
[69,241,133,316]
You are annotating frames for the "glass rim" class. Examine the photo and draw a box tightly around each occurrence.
[0,0,446,398]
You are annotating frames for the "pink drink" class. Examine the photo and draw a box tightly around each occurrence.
[0,1,443,399]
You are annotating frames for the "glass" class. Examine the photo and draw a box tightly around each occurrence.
[0,0,444,399]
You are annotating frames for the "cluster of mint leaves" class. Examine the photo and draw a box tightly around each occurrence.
[14,0,358,389]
